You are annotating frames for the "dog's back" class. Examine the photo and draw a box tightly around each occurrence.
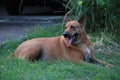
[10,36,86,62]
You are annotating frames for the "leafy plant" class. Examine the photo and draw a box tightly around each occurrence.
[60,0,120,39]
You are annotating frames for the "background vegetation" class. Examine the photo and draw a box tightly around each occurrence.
[61,0,120,42]
[0,24,120,80]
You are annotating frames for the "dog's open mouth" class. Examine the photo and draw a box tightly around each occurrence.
[63,32,78,47]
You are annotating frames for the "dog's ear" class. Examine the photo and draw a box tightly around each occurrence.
[78,15,86,25]
[65,17,71,22]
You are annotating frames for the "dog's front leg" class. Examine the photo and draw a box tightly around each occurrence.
[90,58,114,67]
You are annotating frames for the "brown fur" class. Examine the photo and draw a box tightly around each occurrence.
[8,15,113,67]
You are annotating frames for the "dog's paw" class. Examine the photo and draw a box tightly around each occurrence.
[104,63,115,68]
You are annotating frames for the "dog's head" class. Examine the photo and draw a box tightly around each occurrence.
[63,15,86,47]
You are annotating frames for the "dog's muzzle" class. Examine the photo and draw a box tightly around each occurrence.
[63,31,78,47]
[63,31,71,39]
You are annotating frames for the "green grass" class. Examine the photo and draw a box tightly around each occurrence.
[0,24,120,80]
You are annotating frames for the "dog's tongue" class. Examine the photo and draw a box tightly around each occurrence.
[66,39,72,47]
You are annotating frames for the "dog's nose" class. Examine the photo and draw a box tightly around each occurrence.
[63,31,71,38]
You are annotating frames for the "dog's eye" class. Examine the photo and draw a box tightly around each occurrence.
[71,25,76,30]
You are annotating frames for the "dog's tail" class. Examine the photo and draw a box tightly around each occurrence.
[7,49,15,59]
[7,53,15,60]
[7,50,15,60]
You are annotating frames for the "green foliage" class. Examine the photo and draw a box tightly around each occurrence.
[0,24,120,80]
[62,0,120,36]
[26,24,63,39]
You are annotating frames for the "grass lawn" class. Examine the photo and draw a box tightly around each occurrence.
[0,24,120,80]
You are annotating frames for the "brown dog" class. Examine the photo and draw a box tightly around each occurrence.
[9,15,113,66]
